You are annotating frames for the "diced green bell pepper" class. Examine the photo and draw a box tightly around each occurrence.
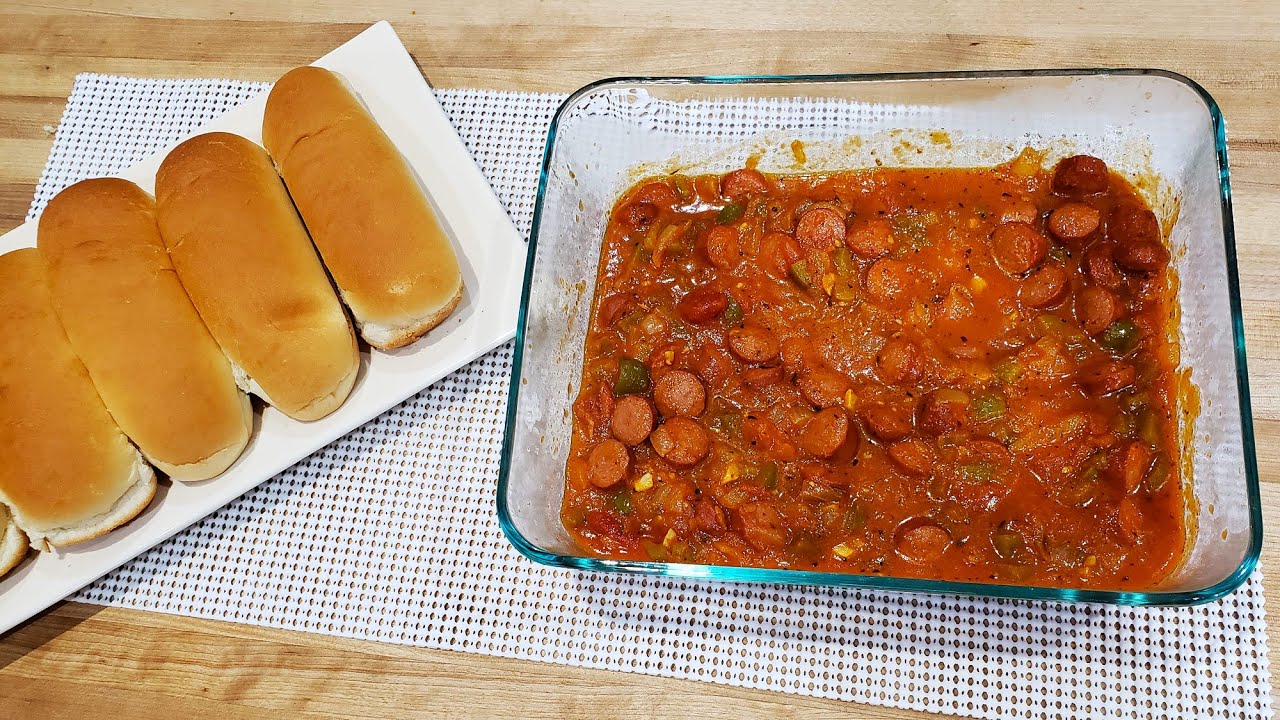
[614,357,651,395]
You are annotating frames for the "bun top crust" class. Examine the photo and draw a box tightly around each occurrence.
[37,178,249,471]
[262,67,463,331]
[0,248,141,529]
[156,132,358,420]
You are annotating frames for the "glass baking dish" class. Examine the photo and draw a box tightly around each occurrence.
[497,70,1260,605]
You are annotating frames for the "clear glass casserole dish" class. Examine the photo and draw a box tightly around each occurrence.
[497,70,1260,605]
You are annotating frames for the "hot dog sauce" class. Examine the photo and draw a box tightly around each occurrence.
[562,152,1184,589]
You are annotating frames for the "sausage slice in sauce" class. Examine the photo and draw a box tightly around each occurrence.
[610,395,655,446]
[1019,264,1069,308]
[800,407,850,459]
[918,389,970,436]
[991,222,1049,276]
[620,202,660,233]
[1075,286,1121,335]
[1114,240,1171,273]
[1082,242,1124,290]
[795,206,847,251]
[1052,155,1110,197]
[895,520,952,564]
[649,417,711,466]
[676,286,729,324]
[588,439,630,488]
[876,337,924,385]
[704,225,741,269]
[720,168,770,199]
[1047,202,1101,244]
[799,367,851,408]
[727,323,780,364]
[860,402,914,442]
[846,218,896,259]
[888,439,936,477]
[1107,203,1160,245]
[654,370,706,418]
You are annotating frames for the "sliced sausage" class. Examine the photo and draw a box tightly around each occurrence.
[1114,240,1171,274]
[800,407,850,459]
[649,417,711,466]
[1052,155,1110,197]
[587,439,630,488]
[1018,264,1069,308]
[653,370,706,418]
[704,225,741,269]
[895,519,952,564]
[759,231,803,280]
[1047,202,1101,244]
[876,337,924,385]
[1078,359,1137,396]
[888,439,936,477]
[966,437,1013,466]
[846,218,896,259]
[596,292,637,329]
[1082,242,1124,290]
[1107,203,1160,245]
[619,201,658,232]
[780,336,809,375]
[999,199,1040,225]
[611,395,655,446]
[991,222,1049,276]
[738,501,789,550]
[1075,285,1121,335]
[1108,439,1155,493]
[695,499,728,537]
[742,365,786,387]
[918,389,970,436]
[860,402,914,442]
[727,323,780,364]
[633,181,679,208]
[795,206,847,251]
[720,168,771,199]
[694,344,735,388]
[864,257,910,301]
[676,286,729,324]
[799,367,851,408]
[584,508,625,537]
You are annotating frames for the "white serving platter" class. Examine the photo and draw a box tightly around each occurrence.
[0,21,525,633]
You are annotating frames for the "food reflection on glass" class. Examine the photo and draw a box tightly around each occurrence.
[562,151,1184,590]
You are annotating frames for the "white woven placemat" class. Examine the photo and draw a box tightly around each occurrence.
[22,73,1272,720]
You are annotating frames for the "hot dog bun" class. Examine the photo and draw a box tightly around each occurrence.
[0,506,27,577]
[37,179,251,481]
[0,249,156,551]
[262,66,464,349]
[156,132,359,421]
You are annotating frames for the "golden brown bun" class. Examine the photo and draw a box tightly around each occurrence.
[0,249,156,551]
[37,179,251,481]
[262,66,464,349]
[155,132,359,421]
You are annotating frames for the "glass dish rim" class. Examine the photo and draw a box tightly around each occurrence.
[496,68,1261,607]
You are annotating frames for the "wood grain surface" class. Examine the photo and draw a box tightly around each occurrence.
[1,1,1278,717]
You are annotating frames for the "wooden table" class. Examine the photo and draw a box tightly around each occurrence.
[1,2,1278,717]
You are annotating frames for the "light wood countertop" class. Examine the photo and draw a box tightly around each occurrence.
[1,2,1278,717]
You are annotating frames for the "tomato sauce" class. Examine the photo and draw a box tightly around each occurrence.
[562,151,1185,590]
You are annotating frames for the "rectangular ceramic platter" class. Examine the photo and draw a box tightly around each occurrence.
[0,20,525,634]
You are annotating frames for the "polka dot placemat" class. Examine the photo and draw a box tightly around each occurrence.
[22,73,1272,720]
